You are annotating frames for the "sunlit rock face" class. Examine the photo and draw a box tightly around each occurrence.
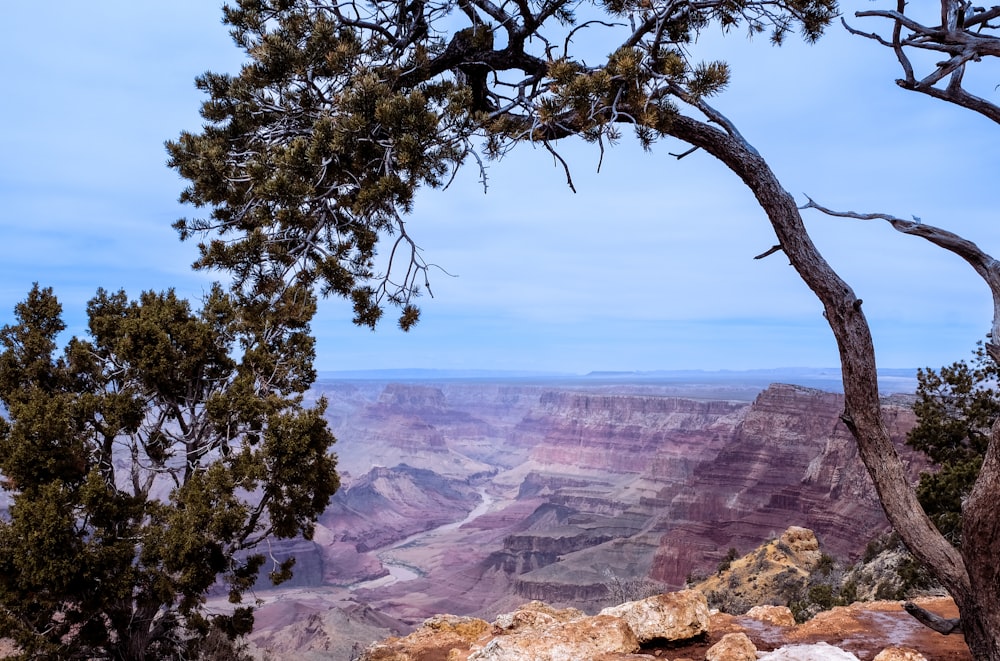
[255,379,925,628]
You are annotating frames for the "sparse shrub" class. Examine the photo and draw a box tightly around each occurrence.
[863,531,899,563]
[706,588,751,616]
[874,580,897,601]
[897,555,936,594]
[685,571,708,587]
[717,546,740,574]
[839,578,858,605]
[773,569,806,606]
[807,584,836,610]
[193,628,255,661]
[775,540,795,557]
[751,548,770,573]
[602,569,664,605]
[846,531,941,602]
[815,553,835,576]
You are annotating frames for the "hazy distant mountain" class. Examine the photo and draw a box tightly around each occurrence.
[317,368,569,381]
[317,367,918,394]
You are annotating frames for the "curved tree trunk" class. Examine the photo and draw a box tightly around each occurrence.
[663,113,1000,658]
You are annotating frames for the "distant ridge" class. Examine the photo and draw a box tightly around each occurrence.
[316,367,919,393]
[316,368,571,381]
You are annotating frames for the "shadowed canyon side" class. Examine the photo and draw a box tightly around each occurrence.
[648,386,924,587]
[251,379,925,632]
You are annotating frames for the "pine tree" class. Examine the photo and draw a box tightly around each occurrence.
[908,344,1000,545]
[0,284,339,660]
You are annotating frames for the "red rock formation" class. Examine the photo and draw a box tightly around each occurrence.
[649,384,923,587]
[516,392,746,475]
[275,379,930,627]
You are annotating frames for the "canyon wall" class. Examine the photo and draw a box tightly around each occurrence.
[264,378,925,625]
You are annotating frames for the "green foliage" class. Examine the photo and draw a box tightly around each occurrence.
[0,284,339,660]
[907,343,999,544]
[716,546,739,574]
[785,565,856,623]
[815,552,835,577]
[844,531,940,604]
[169,0,837,326]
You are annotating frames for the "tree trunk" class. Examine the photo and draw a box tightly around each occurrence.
[664,113,1000,657]
[956,417,1000,658]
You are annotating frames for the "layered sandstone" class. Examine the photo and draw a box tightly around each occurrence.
[648,385,922,586]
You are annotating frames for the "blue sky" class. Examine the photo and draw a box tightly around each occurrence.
[2,2,998,374]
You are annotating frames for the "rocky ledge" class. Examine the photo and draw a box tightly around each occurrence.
[358,590,969,661]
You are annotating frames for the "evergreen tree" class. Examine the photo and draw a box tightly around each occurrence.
[908,344,1000,545]
[0,284,339,660]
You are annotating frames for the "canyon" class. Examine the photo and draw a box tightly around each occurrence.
[228,373,929,657]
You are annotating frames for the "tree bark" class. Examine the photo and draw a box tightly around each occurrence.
[662,113,1000,658]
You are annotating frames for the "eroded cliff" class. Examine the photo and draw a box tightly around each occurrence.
[253,379,926,635]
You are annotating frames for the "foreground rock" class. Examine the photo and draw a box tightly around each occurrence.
[872,648,928,661]
[351,594,971,661]
[599,590,709,643]
[492,601,585,632]
[359,591,707,660]
[745,605,796,627]
[469,615,639,660]
[361,615,490,660]
[706,633,756,661]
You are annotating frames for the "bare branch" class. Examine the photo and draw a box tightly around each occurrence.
[753,244,783,260]
[669,145,699,159]
[801,195,1000,361]
[903,601,963,634]
[851,2,1000,125]
[543,140,577,193]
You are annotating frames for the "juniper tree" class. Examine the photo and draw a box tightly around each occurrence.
[907,345,1000,546]
[0,284,339,660]
[169,0,1000,656]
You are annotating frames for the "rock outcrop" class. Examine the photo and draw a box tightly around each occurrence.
[598,590,709,643]
[706,633,757,661]
[344,594,971,661]
[468,615,640,660]
[745,605,797,627]
[359,590,708,661]
[693,526,826,614]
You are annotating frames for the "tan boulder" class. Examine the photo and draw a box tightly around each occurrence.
[598,589,709,643]
[492,601,585,632]
[873,647,928,661]
[778,526,822,568]
[705,632,757,661]
[361,614,489,660]
[744,604,796,627]
[467,614,639,661]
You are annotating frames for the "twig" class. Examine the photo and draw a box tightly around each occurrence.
[753,244,783,260]
[669,146,699,159]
